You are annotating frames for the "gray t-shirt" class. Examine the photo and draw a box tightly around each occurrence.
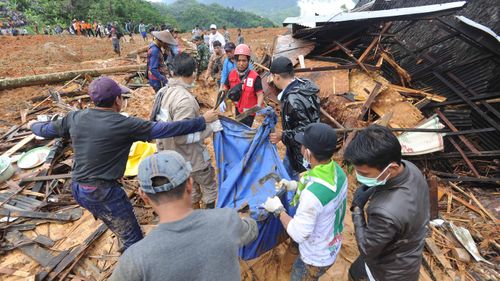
[109,209,258,281]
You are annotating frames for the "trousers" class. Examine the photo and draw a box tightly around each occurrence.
[71,182,143,250]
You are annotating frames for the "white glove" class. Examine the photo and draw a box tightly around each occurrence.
[219,101,226,113]
[210,120,223,133]
[275,179,298,192]
[262,196,284,216]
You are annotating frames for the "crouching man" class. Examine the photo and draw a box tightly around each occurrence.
[263,123,348,281]
[344,125,429,281]
[109,151,258,281]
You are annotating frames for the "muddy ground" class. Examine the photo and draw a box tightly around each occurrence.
[0,28,358,280]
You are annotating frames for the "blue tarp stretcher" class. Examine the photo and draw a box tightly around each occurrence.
[214,107,296,260]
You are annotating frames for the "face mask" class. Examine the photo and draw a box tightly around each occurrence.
[302,148,311,170]
[355,163,393,187]
[302,158,311,170]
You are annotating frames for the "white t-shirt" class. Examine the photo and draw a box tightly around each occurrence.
[286,180,348,267]
[208,32,226,53]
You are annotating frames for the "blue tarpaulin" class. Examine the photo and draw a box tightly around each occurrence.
[214,107,296,260]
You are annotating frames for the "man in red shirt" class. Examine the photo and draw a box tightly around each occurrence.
[222,44,263,127]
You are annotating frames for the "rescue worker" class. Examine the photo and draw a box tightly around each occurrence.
[222,25,230,42]
[268,56,320,179]
[29,76,220,251]
[236,28,244,45]
[208,24,225,53]
[221,44,263,127]
[147,30,177,92]
[108,151,258,281]
[192,35,210,79]
[263,123,348,281]
[344,125,430,281]
[219,42,236,87]
[109,22,122,56]
[153,53,220,209]
[205,40,224,86]
[138,20,147,41]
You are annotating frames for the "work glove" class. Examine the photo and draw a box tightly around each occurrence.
[275,179,298,192]
[219,101,226,113]
[350,185,376,211]
[210,120,223,133]
[262,196,284,217]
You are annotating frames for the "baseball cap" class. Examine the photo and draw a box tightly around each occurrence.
[138,151,192,194]
[88,76,130,105]
[270,56,294,74]
[191,34,202,41]
[224,42,236,51]
[295,123,337,156]
[210,24,217,29]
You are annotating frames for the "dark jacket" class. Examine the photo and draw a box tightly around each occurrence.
[352,160,430,281]
[280,78,320,173]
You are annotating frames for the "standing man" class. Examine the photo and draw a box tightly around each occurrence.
[171,28,183,55]
[205,40,224,86]
[263,123,348,281]
[344,125,429,281]
[29,76,219,251]
[221,44,263,127]
[236,28,244,45]
[222,25,230,42]
[138,20,147,41]
[269,56,320,179]
[148,30,177,92]
[208,24,225,53]
[153,53,219,209]
[192,35,210,79]
[109,22,122,56]
[219,42,236,88]
[108,151,258,281]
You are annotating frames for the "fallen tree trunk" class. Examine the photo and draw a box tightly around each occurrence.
[126,45,149,58]
[0,64,146,90]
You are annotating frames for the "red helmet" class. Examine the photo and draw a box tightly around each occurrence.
[234,44,251,57]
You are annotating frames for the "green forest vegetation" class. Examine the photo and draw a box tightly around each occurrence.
[4,0,274,32]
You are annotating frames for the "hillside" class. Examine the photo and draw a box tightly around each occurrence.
[154,0,276,31]
[161,0,299,25]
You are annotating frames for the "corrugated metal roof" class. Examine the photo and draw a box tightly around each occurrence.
[283,1,467,27]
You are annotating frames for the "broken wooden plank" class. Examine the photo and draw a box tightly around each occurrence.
[5,230,55,267]
[21,173,72,182]
[334,41,372,75]
[468,191,497,222]
[1,134,36,157]
[0,267,31,278]
[358,82,383,120]
[389,84,446,103]
[425,238,456,280]
[47,223,108,281]
[428,175,439,220]
[0,208,82,221]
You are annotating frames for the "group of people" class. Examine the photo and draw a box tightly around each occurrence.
[29,24,431,281]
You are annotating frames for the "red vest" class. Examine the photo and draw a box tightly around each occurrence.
[228,69,259,113]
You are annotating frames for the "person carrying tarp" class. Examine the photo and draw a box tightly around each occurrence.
[29,76,219,252]
[152,53,221,209]
[148,30,177,92]
[268,56,321,179]
[263,123,348,281]
[221,44,264,127]
[108,151,258,281]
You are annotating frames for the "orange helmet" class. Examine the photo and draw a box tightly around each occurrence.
[234,44,251,57]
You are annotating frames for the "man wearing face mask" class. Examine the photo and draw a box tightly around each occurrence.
[268,56,320,179]
[344,125,430,281]
[263,123,348,281]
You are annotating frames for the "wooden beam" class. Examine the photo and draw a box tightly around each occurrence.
[21,173,72,182]
[1,134,35,157]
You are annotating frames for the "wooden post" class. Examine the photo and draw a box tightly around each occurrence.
[428,175,439,220]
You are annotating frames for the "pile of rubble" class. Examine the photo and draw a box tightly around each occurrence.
[248,0,499,280]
